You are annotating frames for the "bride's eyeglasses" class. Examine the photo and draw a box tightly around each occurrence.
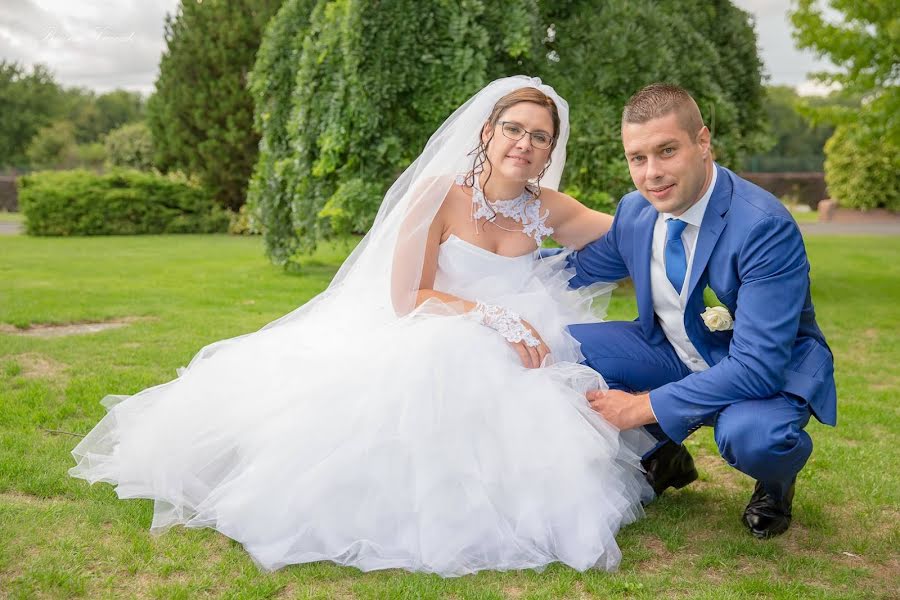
[498,121,554,150]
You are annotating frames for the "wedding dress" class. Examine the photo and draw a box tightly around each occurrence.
[70,233,652,575]
[70,76,653,576]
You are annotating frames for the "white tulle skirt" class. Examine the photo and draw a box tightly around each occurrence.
[70,254,653,576]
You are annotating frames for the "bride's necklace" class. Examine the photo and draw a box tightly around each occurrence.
[454,173,554,245]
[469,176,533,234]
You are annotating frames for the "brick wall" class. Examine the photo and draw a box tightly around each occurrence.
[739,172,827,210]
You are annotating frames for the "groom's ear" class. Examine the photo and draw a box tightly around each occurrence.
[696,125,711,157]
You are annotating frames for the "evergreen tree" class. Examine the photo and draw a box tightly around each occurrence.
[148,0,282,211]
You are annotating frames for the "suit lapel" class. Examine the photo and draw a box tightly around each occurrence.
[686,165,731,299]
[633,203,659,338]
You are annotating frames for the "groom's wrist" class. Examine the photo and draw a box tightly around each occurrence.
[636,392,657,426]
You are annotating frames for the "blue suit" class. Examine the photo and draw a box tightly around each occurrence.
[567,165,836,493]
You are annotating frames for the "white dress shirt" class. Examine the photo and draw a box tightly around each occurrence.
[649,166,718,372]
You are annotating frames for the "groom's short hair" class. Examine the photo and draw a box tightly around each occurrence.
[622,83,704,137]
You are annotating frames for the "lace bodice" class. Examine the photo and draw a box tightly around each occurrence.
[456,175,554,245]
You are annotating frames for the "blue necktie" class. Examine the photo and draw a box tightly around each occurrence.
[665,218,688,294]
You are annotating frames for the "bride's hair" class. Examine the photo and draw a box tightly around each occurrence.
[464,87,560,200]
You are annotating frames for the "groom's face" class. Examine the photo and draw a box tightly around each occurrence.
[622,112,711,216]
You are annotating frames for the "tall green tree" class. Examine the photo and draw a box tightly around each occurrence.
[248,0,540,265]
[250,0,766,267]
[0,62,63,170]
[790,0,899,210]
[148,0,282,211]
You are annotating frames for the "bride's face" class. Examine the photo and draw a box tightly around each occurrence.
[482,102,554,183]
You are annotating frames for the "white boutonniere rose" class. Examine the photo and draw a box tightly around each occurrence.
[701,306,733,331]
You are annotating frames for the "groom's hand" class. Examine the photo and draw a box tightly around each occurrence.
[587,390,657,430]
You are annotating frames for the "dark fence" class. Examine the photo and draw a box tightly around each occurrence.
[0,176,17,212]
[739,172,827,210]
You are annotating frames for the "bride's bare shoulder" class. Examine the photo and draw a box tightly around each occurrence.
[536,187,580,210]
[436,179,474,215]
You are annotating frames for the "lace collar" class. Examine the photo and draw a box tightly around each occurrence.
[456,174,554,245]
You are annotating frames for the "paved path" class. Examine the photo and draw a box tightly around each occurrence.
[798,222,900,236]
[0,222,22,235]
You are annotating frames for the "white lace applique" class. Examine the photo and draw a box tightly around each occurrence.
[471,301,541,347]
[455,174,555,245]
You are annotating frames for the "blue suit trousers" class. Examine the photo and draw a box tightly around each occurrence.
[569,321,812,499]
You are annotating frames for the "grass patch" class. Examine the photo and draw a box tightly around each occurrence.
[1,233,898,598]
[789,208,819,224]
[0,211,24,224]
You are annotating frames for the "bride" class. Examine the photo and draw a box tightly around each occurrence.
[70,76,653,576]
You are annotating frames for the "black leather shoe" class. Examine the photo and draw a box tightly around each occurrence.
[742,480,795,539]
[641,441,699,496]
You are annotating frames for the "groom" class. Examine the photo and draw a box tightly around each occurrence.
[567,83,836,538]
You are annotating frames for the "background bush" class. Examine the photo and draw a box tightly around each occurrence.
[105,122,154,171]
[19,169,228,236]
[824,124,899,211]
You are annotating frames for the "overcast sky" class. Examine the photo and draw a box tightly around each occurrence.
[1,0,834,97]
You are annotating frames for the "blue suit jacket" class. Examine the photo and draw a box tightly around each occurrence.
[568,165,836,442]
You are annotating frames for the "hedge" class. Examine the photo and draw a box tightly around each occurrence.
[18,169,229,236]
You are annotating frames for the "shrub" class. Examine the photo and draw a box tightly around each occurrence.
[105,122,154,170]
[824,124,899,212]
[228,203,262,236]
[19,169,229,236]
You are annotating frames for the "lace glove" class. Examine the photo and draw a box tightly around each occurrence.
[471,301,541,347]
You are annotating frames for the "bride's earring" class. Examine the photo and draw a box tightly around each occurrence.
[530,158,552,199]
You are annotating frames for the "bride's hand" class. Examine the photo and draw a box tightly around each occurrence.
[511,320,550,369]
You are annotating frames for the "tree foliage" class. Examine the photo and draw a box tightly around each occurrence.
[148,0,282,211]
[743,85,856,172]
[60,88,145,144]
[790,0,898,209]
[24,120,106,171]
[248,0,539,265]
[0,62,63,170]
[250,0,766,267]
[0,61,145,171]
[105,122,155,171]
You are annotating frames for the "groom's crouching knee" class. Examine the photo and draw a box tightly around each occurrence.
[713,400,813,483]
[567,321,649,387]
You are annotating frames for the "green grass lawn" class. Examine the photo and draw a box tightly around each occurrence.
[0,211,24,224]
[788,207,819,224]
[1,233,897,599]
